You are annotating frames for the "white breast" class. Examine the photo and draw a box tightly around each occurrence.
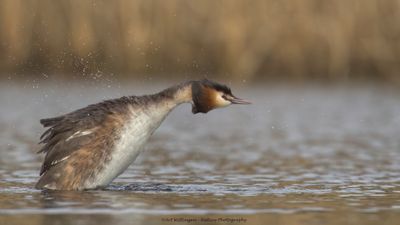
[86,105,171,189]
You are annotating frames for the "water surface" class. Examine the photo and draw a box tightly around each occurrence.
[1,81,400,225]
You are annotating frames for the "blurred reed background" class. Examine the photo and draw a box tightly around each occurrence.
[1,0,400,84]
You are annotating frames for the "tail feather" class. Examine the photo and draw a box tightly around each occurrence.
[39,128,52,141]
[40,116,64,127]
[38,116,65,148]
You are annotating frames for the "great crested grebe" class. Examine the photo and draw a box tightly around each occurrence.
[36,79,250,190]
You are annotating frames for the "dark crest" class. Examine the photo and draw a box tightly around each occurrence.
[191,79,231,114]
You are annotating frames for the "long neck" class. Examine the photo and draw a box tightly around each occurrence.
[152,81,193,107]
[127,81,193,121]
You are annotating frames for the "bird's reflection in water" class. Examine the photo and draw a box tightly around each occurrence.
[36,189,151,225]
[39,189,100,208]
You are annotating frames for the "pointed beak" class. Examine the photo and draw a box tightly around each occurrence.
[230,96,251,104]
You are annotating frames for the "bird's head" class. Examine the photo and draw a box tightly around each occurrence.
[191,79,251,114]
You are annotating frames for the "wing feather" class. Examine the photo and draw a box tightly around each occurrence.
[37,100,119,175]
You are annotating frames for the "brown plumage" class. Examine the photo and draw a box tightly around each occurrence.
[36,79,250,190]
[36,97,134,189]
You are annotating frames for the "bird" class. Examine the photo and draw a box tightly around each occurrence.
[35,79,250,190]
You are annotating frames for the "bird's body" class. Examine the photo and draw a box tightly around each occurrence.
[36,80,249,190]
